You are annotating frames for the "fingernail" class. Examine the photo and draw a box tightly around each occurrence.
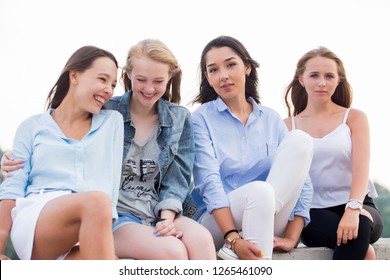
[260,252,264,257]
[153,232,161,237]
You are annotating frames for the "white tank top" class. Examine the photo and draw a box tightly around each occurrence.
[292,108,377,208]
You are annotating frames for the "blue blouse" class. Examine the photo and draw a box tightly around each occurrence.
[0,109,124,219]
[191,97,313,225]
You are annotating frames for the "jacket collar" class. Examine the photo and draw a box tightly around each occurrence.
[121,91,173,127]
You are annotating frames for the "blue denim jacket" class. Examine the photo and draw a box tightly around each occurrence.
[105,91,195,215]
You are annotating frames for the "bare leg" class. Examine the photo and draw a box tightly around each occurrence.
[32,191,115,260]
[365,244,376,260]
[114,223,189,260]
[174,216,216,260]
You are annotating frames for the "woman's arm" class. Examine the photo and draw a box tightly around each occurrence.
[0,200,16,260]
[337,109,371,245]
[192,109,263,259]
[273,216,304,252]
[0,120,33,198]
[154,110,195,215]
[274,175,313,252]
[348,109,371,202]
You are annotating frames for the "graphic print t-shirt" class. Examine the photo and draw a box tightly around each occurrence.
[117,129,161,225]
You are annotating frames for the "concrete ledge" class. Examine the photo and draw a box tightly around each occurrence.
[273,238,390,260]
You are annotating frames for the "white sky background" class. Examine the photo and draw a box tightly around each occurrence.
[1,0,389,189]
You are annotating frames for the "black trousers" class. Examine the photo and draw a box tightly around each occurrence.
[301,196,384,260]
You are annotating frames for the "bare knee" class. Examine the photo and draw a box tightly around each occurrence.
[186,224,214,245]
[80,191,112,221]
[196,226,214,246]
[161,239,188,260]
[181,224,216,258]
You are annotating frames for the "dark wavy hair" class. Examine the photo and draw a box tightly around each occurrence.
[192,35,260,105]
[46,46,118,110]
[284,46,352,116]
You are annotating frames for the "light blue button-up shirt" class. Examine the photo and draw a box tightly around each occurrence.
[0,109,124,219]
[191,97,312,225]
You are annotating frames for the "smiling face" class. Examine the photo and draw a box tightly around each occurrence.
[71,56,117,114]
[128,55,170,110]
[299,55,340,103]
[205,46,251,102]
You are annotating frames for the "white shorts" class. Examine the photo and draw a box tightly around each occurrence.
[11,190,72,260]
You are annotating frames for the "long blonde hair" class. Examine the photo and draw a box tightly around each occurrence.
[122,39,182,104]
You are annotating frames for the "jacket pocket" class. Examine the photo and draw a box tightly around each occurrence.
[182,193,200,219]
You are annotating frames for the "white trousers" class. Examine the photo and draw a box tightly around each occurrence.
[198,129,313,258]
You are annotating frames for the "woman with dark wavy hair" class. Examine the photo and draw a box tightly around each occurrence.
[189,35,314,260]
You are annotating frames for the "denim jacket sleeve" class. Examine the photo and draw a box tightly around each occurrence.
[154,108,195,216]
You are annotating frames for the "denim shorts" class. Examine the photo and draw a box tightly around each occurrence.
[112,212,142,232]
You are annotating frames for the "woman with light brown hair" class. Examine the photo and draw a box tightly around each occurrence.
[284,46,384,259]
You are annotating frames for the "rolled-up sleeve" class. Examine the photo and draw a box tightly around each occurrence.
[192,111,230,213]
[289,175,313,226]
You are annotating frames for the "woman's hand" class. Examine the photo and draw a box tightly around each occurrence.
[154,218,183,238]
[1,151,23,179]
[154,210,182,238]
[273,216,303,252]
[336,208,360,246]
[234,238,264,260]
[273,236,297,252]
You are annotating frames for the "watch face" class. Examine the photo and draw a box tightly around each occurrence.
[349,200,361,209]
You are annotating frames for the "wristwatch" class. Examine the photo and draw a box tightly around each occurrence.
[224,234,241,249]
[345,199,363,214]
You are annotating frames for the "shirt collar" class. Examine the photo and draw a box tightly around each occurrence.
[44,108,107,138]
[215,96,263,116]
